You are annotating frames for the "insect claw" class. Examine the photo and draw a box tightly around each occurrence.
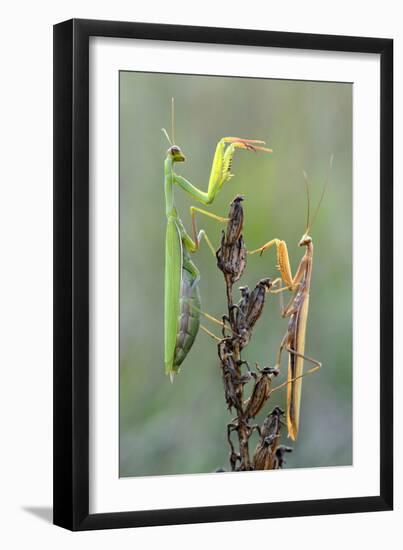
[245,143,257,152]
[223,137,273,154]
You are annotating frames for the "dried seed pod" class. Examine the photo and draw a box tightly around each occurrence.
[231,236,247,284]
[218,339,243,412]
[253,439,275,470]
[216,233,247,284]
[244,278,272,329]
[225,195,244,245]
[230,279,272,349]
[244,366,279,419]
[261,406,284,438]
[253,407,285,470]
[216,196,247,283]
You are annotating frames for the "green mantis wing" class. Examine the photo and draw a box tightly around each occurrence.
[164,218,183,375]
[172,256,201,369]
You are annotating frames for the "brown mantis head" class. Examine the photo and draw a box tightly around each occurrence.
[298,234,312,247]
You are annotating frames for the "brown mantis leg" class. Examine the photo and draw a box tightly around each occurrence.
[267,278,302,318]
[270,348,322,395]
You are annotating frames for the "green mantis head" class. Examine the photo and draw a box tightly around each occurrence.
[162,99,185,163]
[162,126,186,163]
[168,145,186,163]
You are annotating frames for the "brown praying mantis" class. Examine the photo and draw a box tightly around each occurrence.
[250,158,332,440]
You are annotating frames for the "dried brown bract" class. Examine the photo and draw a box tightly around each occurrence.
[244,366,279,419]
[229,279,272,348]
[253,436,277,470]
[225,194,244,245]
[216,196,247,284]
[243,278,272,330]
[253,407,284,470]
[218,339,251,413]
[260,406,284,438]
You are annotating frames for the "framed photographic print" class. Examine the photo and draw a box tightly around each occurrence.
[53,19,393,530]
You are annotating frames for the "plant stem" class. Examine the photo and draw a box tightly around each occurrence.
[216,195,289,472]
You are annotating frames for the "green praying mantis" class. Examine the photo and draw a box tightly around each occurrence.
[162,99,272,380]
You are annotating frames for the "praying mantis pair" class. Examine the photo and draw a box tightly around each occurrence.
[162,99,328,440]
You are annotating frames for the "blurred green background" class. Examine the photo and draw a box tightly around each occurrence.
[119,71,352,477]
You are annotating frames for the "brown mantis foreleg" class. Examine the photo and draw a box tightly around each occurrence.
[250,238,308,291]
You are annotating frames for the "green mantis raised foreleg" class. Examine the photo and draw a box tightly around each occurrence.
[163,100,272,380]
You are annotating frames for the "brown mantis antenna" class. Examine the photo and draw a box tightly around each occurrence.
[305,154,333,233]
[302,169,311,233]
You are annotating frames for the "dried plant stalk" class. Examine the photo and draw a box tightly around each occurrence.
[215,196,292,471]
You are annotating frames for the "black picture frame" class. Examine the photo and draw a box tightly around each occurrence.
[53,18,393,531]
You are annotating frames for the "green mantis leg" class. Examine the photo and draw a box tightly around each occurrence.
[176,205,230,257]
[200,325,222,342]
[190,206,230,255]
[176,216,216,257]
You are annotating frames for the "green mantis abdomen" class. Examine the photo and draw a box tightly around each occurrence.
[173,265,201,368]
